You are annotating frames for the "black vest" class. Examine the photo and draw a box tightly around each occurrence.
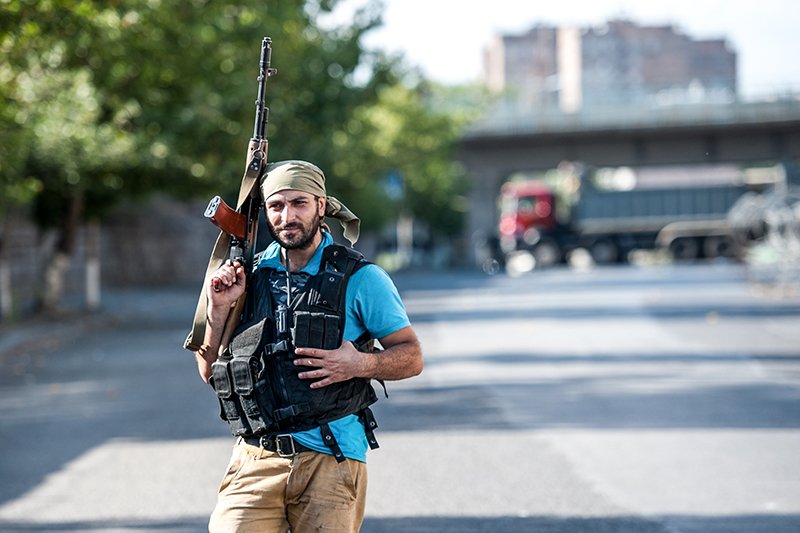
[210,244,379,444]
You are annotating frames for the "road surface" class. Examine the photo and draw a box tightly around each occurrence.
[0,262,798,532]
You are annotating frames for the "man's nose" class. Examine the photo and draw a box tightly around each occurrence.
[281,205,296,222]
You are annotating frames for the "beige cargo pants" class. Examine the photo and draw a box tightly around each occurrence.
[208,439,367,533]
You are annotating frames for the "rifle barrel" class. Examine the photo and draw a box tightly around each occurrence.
[253,37,276,140]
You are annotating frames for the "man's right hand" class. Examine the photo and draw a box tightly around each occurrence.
[196,259,247,383]
[208,259,246,309]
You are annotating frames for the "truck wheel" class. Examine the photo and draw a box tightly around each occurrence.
[590,239,618,264]
[533,238,561,267]
[669,238,699,261]
[702,236,735,258]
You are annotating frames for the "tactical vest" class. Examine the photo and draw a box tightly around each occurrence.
[210,244,380,456]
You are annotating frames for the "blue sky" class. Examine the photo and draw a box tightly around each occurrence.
[336,0,800,98]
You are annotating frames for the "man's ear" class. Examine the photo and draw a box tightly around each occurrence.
[318,196,326,217]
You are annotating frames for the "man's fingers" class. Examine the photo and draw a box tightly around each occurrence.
[309,378,333,389]
[294,347,321,358]
[294,357,321,368]
[209,261,245,294]
[214,264,241,286]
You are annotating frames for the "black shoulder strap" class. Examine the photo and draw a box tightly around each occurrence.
[321,244,368,275]
[317,244,370,312]
[240,265,274,327]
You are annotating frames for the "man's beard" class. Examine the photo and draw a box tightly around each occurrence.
[268,216,321,250]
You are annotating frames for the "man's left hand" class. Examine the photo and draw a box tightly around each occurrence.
[294,341,370,389]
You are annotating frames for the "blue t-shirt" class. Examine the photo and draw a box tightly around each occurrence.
[256,232,410,462]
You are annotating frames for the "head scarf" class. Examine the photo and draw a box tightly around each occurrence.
[259,160,360,245]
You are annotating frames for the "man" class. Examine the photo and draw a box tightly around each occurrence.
[194,160,423,532]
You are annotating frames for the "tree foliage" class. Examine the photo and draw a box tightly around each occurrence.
[0,0,473,268]
[330,81,475,235]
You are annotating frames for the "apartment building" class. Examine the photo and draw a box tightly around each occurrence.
[483,19,737,112]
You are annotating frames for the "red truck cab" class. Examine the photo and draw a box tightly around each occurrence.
[498,181,557,246]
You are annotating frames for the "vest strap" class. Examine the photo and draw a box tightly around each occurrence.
[273,402,310,421]
[265,340,291,355]
[360,407,380,450]
[320,422,346,463]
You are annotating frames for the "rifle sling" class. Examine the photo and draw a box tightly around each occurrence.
[184,139,268,352]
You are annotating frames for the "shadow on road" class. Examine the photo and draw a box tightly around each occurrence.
[363,514,800,533]
[1,512,798,532]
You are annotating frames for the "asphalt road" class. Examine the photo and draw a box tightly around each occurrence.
[0,262,798,532]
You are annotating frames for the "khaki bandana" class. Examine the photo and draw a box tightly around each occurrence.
[259,160,360,245]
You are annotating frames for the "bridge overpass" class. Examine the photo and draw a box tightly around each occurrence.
[457,98,800,263]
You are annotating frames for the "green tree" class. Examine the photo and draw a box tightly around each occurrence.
[331,81,479,237]
[0,0,397,312]
[1,0,475,313]
[1,1,125,313]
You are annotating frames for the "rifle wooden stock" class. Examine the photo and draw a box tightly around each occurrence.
[205,195,248,241]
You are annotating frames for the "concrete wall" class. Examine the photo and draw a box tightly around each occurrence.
[1,197,220,316]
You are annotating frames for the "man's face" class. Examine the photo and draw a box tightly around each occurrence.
[265,190,325,250]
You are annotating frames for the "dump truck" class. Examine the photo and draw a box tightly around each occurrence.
[497,175,753,267]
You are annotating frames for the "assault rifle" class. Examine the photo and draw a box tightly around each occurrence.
[206,36,276,273]
[183,36,276,352]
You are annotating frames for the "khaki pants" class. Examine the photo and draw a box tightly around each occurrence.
[208,439,367,533]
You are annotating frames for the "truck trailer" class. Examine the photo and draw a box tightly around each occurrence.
[497,177,752,267]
